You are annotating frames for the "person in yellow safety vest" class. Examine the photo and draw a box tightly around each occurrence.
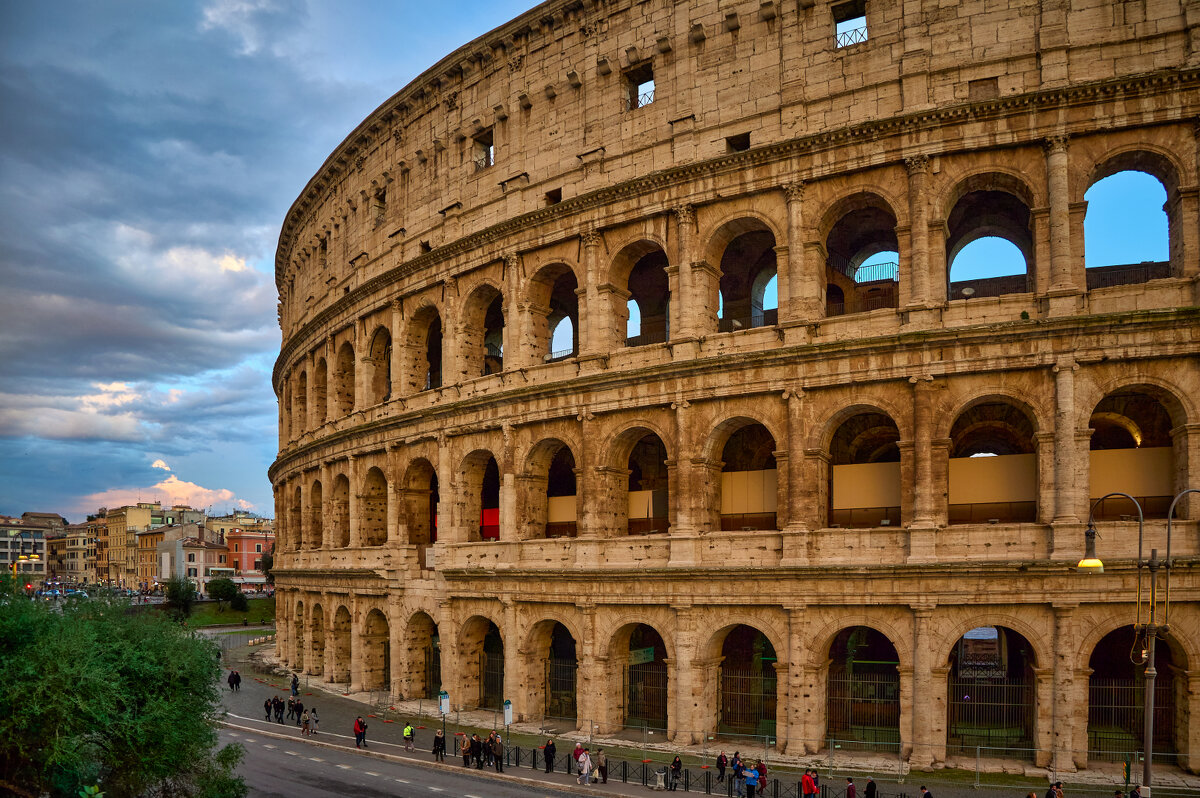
[403,722,415,752]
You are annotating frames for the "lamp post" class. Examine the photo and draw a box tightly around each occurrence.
[9,529,41,582]
[1079,489,1199,798]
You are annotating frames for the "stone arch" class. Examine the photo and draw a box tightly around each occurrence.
[699,622,783,737]
[820,622,905,750]
[609,239,670,347]
[307,478,323,550]
[808,615,912,671]
[524,617,581,720]
[330,604,352,683]
[703,214,782,333]
[403,609,441,699]
[457,448,501,541]
[702,210,786,268]
[458,280,504,380]
[935,614,1049,671]
[360,466,388,546]
[941,170,1037,299]
[458,614,505,709]
[310,603,326,677]
[403,303,443,393]
[813,398,912,452]
[366,324,392,405]
[331,472,350,548]
[334,340,356,415]
[289,485,302,553]
[604,619,674,731]
[312,356,328,424]
[294,369,308,435]
[362,607,390,692]
[608,423,673,536]
[823,405,904,529]
[817,190,902,317]
[525,262,580,363]
[943,623,1040,758]
[519,437,579,539]
[703,415,782,532]
[402,457,438,557]
[944,396,1041,524]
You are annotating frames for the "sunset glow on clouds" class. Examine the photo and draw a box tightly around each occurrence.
[76,474,254,516]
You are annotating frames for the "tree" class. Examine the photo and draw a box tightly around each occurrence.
[229,591,248,612]
[163,576,198,622]
[0,575,246,798]
[206,578,238,612]
[260,550,274,585]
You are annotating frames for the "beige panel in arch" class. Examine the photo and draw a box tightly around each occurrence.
[547,495,577,523]
[831,462,901,510]
[719,469,779,514]
[1089,447,1173,498]
[948,454,1037,505]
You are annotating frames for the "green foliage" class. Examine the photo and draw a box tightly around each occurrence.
[163,577,198,621]
[229,591,248,612]
[260,551,274,585]
[0,575,245,798]
[205,578,238,611]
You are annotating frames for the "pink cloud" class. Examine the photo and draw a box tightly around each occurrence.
[73,474,256,515]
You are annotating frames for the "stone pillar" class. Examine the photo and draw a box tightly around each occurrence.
[669,400,698,542]
[784,182,820,321]
[579,232,601,356]
[353,317,367,412]
[905,155,931,308]
[665,264,684,342]
[350,595,364,692]
[671,605,699,744]
[386,444,402,544]
[500,424,516,542]
[1182,669,1200,772]
[388,592,404,697]
[306,350,317,433]
[389,299,404,399]
[782,604,810,755]
[575,602,603,731]
[1045,136,1077,295]
[435,433,456,544]
[1050,603,1079,771]
[909,604,935,767]
[502,599,521,718]
[929,665,950,763]
[319,461,332,550]
[347,455,361,548]
[503,254,521,367]
[908,376,937,563]
[322,591,334,678]
[1171,423,1200,520]
[783,389,809,532]
[325,335,337,424]
[1051,360,1081,528]
[674,205,697,338]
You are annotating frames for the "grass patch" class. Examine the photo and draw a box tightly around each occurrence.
[184,596,275,628]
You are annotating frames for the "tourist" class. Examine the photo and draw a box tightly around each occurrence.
[354,715,368,748]
[572,741,584,773]
[716,751,728,783]
[293,698,304,726]
[919,786,933,798]
[310,707,319,734]
[744,764,759,798]
[596,748,608,784]
[733,753,746,798]
[802,768,818,798]
[846,777,856,798]
[669,755,682,791]
[286,696,295,721]
[300,710,311,736]
[755,759,767,793]
[544,738,557,773]
[291,673,299,697]
[227,671,237,691]
[460,734,472,766]
[263,698,271,721]
[492,734,504,773]
[470,733,483,768]
[432,728,446,761]
[865,777,876,798]
[577,747,592,786]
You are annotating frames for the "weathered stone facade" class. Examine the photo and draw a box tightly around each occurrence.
[271,0,1200,772]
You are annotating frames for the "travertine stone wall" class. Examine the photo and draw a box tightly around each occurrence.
[271,0,1200,773]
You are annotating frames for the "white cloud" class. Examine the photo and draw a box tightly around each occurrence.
[76,474,256,515]
[151,459,172,471]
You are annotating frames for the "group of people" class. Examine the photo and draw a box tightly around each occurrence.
[458,730,505,771]
[262,694,319,735]
[225,670,242,691]
[570,741,607,786]
[713,751,774,796]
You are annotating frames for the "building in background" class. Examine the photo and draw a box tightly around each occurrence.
[209,511,274,589]
[63,523,91,584]
[0,516,47,584]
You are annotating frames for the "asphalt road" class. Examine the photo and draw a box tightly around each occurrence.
[220,727,585,798]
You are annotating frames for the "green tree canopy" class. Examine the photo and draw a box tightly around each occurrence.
[206,578,238,611]
[0,576,245,798]
[163,576,198,621]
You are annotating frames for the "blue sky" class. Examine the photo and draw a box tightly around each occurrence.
[0,2,1169,521]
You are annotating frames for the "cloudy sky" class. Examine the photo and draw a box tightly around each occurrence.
[0,1,1166,522]
[0,0,534,520]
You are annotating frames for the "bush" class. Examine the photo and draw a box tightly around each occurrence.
[229,591,248,612]
[206,578,238,611]
[163,577,198,621]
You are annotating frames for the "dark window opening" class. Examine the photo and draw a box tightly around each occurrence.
[833,0,868,47]
[726,132,751,153]
[718,229,778,332]
[545,188,563,205]
[625,250,670,346]
[472,128,495,172]
[624,62,655,111]
[372,188,386,228]
[824,199,899,317]
[420,240,432,254]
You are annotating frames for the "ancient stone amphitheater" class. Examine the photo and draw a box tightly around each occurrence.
[271,0,1200,773]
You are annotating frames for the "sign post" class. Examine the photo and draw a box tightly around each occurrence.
[503,698,513,761]
[439,690,449,740]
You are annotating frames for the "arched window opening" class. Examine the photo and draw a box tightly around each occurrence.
[720,424,778,531]
[289,486,302,553]
[1089,391,1176,519]
[534,266,579,363]
[312,358,328,425]
[829,413,901,528]
[628,434,669,535]
[946,626,1036,759]
[1085,169,1171,289]
[718,230,778,332]
[717,625,777,736]
[825,201,899,317]
[403,459,438,568]
[546,447,578,538]
[361,467,388,547]
[332,474,350,548]
[948,403,1037,524]
[1088,627,1182,765]
[460,287,504,380]
[625,250,669,347]
[335,342,355,415]
[367,328,392,404]
[481,624,504,709]
[480,457,500,541]
[949,237,1029,300]
[546,623,578,720]
[460,617,504,710]
[548,316,574,362]
[624,624,668,730]
[407,612,440,699]
[425,317,442,389]
[827,627,900,752]
[295,371,308,435]
[946,188,1033,300]
[482,295,504,375]
[362,609,390,691]
[307,480,323,550]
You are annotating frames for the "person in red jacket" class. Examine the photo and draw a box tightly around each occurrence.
[354,716,368,748]
[802,769,818,798]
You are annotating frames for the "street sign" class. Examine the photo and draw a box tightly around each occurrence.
[629,646,656,665]
[439,690,450,715]
[503,699,513,726]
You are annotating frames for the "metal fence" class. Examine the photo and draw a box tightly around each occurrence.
[718,667,777,736]
[946,675,1034,758]
[624,661,669,730]
[1088,678,1175,763]
[826,671,901,753]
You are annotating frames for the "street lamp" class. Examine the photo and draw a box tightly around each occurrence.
[9,530,41,581]
[1081,488,1199,798]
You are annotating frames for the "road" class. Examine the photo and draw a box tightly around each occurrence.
[220,727,584,798]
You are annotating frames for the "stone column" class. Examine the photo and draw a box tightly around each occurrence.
[671,605,699,744]
[905,156,931,308]
[579,232,602,356]
[350,595,364,692]
[435,433,456,544]
[500,424,516,542]
[575,602,604,731]
[783,389,809,532]
[909,604,935,767]
[908,376,937,563]
[674,205,697,338]
[782,604,810,755]
[1182,669,1200,772]
[389,299,404,399]
[388,592,403,697]
[1052,360,1081,527]
[386,444,402,545]
[306,350,317,432]
[319,461,332,550]
[668,400,698,545]
[784,182,821,321]
[1171,423,1200,520]
[1050,603,1079,771]
[347,455,361,548]
[1045,136,1076,294]
[502,598,521,718]
[325,335,337,424]
[503,254,521,367]
[929,664,950,763]
[353,317,367,412]
[322,590,334,678]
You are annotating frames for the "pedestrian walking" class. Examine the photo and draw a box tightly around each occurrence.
[492,734,504,773]
[232,671,241,691]
[733,754,746,798]
[865,777,876,798]
[263,698,271,721]
[460,734,472,766]
[572,741,584,773]
[310,707,319,734]
[543,738,557,773]
[577,748,592,786]
[668,755,682,791]
[802,768,818,798]
[403,722,415,752]
[227,671,237,691]
[293,699,305,726]
[920,786,933,798]
[716,751,728,783]
[596,748,608,784]
[432,729,446,761]
[291,673,300,697]
[470,733,483,768]
[354,716,368,748]
[846,777,856,798]
[274,696,285,724]
[286,696,295,720]
[745,765,759,798]
[301,710,311,736]
[755,760,767,793]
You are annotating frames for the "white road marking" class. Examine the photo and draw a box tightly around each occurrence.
[309,757,323,762]
[337,764,352,770]
[285,751,298,756]
[263,744,276,749]
[427,789,444,793]
[465,794,484,797]
[365,771,380,777]
[395,778,409,784]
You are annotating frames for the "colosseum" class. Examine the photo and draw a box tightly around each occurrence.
[271,0,1200,776]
